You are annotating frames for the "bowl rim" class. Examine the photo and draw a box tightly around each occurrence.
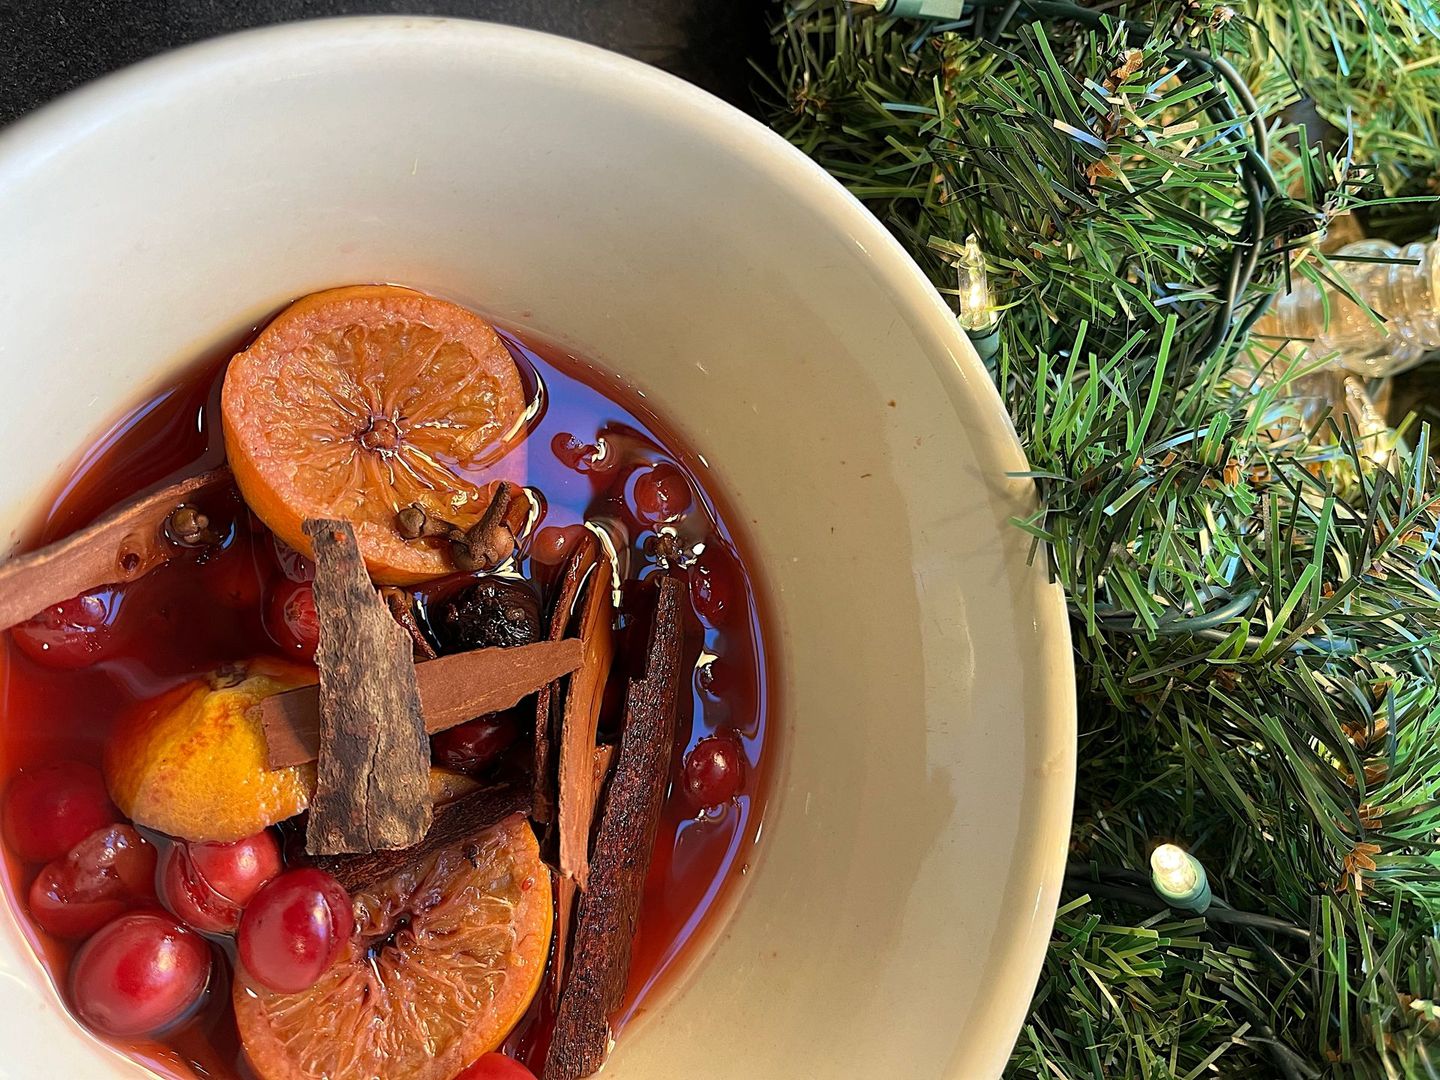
[0,16,1076,1078]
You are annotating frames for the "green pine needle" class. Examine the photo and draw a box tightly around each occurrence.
[765,2,1440,1076]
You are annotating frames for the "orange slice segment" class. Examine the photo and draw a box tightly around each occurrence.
[222,285,529,584]
[104,660,316,843]
[236,814,551,1080]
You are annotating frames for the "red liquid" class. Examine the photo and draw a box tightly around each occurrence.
[0,320,775,1078]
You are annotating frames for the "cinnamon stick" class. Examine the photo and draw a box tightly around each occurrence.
[0,468,231,631]
[533,532,602,824]
[546,574,687,1080]
[259,638,584,769]
[300,780,531,892]
[556,555,615,891]
[302,519,432,856]
[551,745,615,1005]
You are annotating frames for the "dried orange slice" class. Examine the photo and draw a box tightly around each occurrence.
[104,660,316,843]
[222,285,528,584]
[236,814,551,1080]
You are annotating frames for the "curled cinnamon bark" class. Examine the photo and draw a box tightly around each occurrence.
[0,468,231,631]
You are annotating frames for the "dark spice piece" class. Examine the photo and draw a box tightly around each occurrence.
[260,638,585,769]
[452,480,519,571]
[533,531,602,824]
[299,781,531,892]
[380,586,438,661]
[393,482,533,573]
[302,519,433,856]
[163,505,222,548]
[436,578,542,653]
[0,467,231,632]
[545,573,687,1080]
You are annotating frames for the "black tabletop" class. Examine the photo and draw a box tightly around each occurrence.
[0,0,764,126]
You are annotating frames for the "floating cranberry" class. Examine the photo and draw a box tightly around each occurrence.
[432,713,520,776]
[238,869,353,993]
[10,590,124,669]
[159,831,282,934]
[3,761,118,863]
[29,824,157,940]
[550,432,608,473]
[264,580,320,661]
[690,547,742,626]
[204,538,265,609]
[531,524,590,567]
[682,735,746,810]
[632,462,692,523]
[457,1053,540,1080]
[69,912,211,1037]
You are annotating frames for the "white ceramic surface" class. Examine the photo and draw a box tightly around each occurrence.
[0,18,1074,1080]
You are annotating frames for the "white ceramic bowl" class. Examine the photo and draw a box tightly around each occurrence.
[0,18,1074,1079]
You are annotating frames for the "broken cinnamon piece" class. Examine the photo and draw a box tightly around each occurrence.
[545,573,686,1080]
[551,744,616,1006]
[299,780,531,892]
[556,552,616,891]
[380,587,438,661]
[302,519,432,856]
[259,638,585,769]
[0,467,231,632]
[533,531,602,824]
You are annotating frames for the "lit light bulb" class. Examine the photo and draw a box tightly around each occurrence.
[956,234,997,333]
[955,234,1001,363]
[1149,843,1212,913]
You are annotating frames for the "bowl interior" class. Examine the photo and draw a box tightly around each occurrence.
[0,19,1074,1079]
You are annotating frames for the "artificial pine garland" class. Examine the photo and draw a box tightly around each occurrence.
[764,2,1440,1075]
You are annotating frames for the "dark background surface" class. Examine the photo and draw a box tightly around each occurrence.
[0,0,764,125]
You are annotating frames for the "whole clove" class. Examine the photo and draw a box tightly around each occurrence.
[164,505,222,548]
[393,482,533,573]
[451,481,519,571]
[0,467,232,632]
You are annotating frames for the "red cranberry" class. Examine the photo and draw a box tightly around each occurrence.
[238,869,353,993]
[69,912,211,1037]
[3,761,118,863]
[632,462,692,523]
[550,433,609,473]
[265,580,320,661]
[159,831,282,934]
[690,547,743,626]
[457,1053,539,1080]
[204,538,265,609]
[531,524,590,567]
[431,713,520,776]
[10,590,124,669]
[28,824,157,940]
[682,735,746,810]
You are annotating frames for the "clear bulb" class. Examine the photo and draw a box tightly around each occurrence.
[957,234,997,332]
[1255,232,1440,378]
[1150,844,1197,894]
